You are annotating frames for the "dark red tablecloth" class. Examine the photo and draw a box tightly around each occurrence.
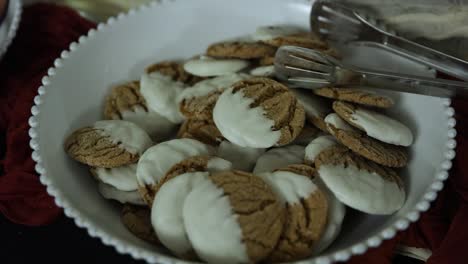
[1,3,467,264]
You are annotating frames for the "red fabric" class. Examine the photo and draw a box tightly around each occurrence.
[1,3,468,264]
[0,3,95,226]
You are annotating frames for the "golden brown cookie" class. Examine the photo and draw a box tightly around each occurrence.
[262,33,329,50]
[314,88,394,108]
[121,204,160,245]
[259,55,275,66]
[145,61,204,85]
[177,118,224,146]
[179,89,221,120]
[104,81,147,120]
[275,164,317,179]
[206,41,277,59]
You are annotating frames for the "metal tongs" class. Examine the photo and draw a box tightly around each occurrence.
[310,0,468,82]
[274,45,468,98]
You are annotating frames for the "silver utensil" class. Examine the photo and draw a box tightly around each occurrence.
[310,0,468,81]
[274,45,468,98]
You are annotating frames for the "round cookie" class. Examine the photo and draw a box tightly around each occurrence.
[145,60,204,85]
[183,170,286,264]
[291,89,331,133]
[136,138,215,206]
[315,145,406,215]
[314,87,394,108]
[121,204,160,245]
[104,81,176,141]
[262,32,329,50]
[305,135,337,166]
[97,182,145,205]
[257,169,328,262]
[206,41,277,59]
[325,113,409,168]
[259,55,275,66]
[177,118,224,146]
[90,164,138,192]
[251,25,305,41]
[274,164,317,180]
[253,145,305,174]
[64,120,152,168]
[333,101,414,146]
[183,56,249,77]
[249,65,275,77]
[213,78,305,148]
[177,73,249,120]
[217,141,266,171]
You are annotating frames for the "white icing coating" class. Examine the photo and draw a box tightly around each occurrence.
[183,177,249,264]
[291,89,330,119]
[136,138,214,187]
[311,178,346,254]
[216,141,266,171]
[140,72,185,123]
[253,145,305,174]
[324,113,356,132]
[151,172,209,256]
[206,157,233,172]
[183,56,249,77]
[305,136,337,163]
[249,65,275,77]
[93,120,152,155]
[120,105,175,141]
[351,108,414,146]
[93,164,138,191]
[97,182,144,205]
[177,73,249,102]
[258,171,317,204]
[318,164,405,215]
[251,25,304,41]
[213,87,281,148]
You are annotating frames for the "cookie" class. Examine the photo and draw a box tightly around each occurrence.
[217,141,266,171]
[314,87,394,108]
[177,118,224,146]
[206,41,276,59]
[98,182,145,205]
[259,55,275,66]
[253,145,305,174]
[292,124,320,146]
[121,205,160,245]
[325,113,409,167]
[213,78,305,148]
[291,89,331,133]
[251,25,305,42]
[275,164,317,180]
[183,56,249,77]
[183,170,285,263]
[177,73,249,120]
[249,65,275,77]
[315,145,405,215]
[140,71,186,123]
[90,164,138,191]
[136,138,215,206]
[146,60,204,85]
[264,33,329,50]
[304,135,337,165]
[333,101,414,146]
[64,120,152,168]
[257,169,328,262]
[104,81,176,141]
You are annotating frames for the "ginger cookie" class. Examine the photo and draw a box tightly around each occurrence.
[263,32,329,50]
[98,182,145,205]
[183,56,249,77]
[259,55,275,66]
[249,65,275,77]
[291,89,332,133]
[177,118,224,146]
[103,81,175,141]
[304,135,337,166]
[253,145,305,174]
[217,141,266,171]
[177,73,249,120]
[333,101,414,146]
[275,163,317,180]
[314,87,394,108]
[64,120,152,168]
[315,145,405,215]
[136,138,215,206]
[146,60,204,85]
[292,123,320,146]
[183,170,285,263]
[90,164,138,192]
[206,41,276,59]
[213,77,305,148]
[257,169,328,262]
[121,204,160,245]
[325,113,408,168]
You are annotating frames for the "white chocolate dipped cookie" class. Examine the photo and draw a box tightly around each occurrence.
[136,138,215,205]
[184,56,249,77]
[216,141,265,171]
[91,164,138,192]
[64,120,152,168]
[98,182,145,206]
[213,78,305,148]
[253,145,305,174]
[249,65,275,77]
[291,89,331,133]
[305,135,338,165]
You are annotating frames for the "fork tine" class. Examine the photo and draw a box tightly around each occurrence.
[275,46,335,73]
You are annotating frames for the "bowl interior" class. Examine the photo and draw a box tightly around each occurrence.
[36,0,451,261]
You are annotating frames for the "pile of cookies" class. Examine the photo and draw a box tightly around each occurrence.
[64,25,413,263]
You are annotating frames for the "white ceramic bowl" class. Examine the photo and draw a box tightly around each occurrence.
[29,0,456,263]
[0,0,21,59]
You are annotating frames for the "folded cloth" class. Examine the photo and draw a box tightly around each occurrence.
[0,3,95,226]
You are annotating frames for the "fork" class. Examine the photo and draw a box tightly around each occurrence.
[274,45,468,98]
[310,0,468,81]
